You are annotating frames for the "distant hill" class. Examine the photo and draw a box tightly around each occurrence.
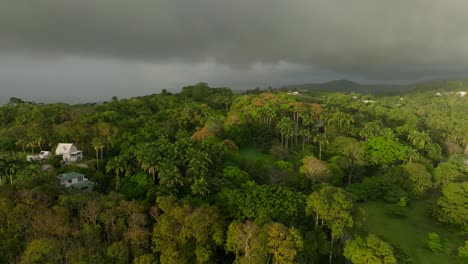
[281,79,413,95]
[281,79,468,95]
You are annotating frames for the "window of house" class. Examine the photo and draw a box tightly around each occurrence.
[78,176,84,182]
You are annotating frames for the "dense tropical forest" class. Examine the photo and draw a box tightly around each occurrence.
[0,81,467,264]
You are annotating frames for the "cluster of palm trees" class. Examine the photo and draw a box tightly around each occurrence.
[105,133,224,196]
[15,136,45,154]
[233,93,327,152]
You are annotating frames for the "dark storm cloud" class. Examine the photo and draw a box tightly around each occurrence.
[2,0,468,80]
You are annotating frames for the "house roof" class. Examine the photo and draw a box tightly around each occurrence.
[55,143,76,155]
[57,172,84,181]
[71,180,95,190]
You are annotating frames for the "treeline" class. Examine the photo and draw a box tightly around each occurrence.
[0,82,467,263]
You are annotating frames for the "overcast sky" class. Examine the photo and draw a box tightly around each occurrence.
[1,0,468,103]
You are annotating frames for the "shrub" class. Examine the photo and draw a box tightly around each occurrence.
[384,186,408,204]
[424,232,443,253]
[458,241,468,264]
[385,204,408,218]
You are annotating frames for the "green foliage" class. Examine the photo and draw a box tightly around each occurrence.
[383,186,408,204]
[264,222,303,264]
[218,183,306,224]
[220,166,251,188]
[107,241,129,264]
[458,241,468,264]
[306,185,354,239]
[436,182,468,228]
[344,234,397,264]
[152,199,224,264]
[424,232,443,253]
[0,83,465,263]
[120,173,153,200]
[384,203,408,218]
[133,254,157,264]
[433,162,463,187]
[20,238,60,264]
[365,136,410,167]
[327,136,366,184]
[403,162,432,196]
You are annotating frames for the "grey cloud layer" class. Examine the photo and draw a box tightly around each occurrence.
[2,0,468,79]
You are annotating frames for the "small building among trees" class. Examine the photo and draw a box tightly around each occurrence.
[55,143,83,162]
[57,172,95,192]
[26,151,52,162]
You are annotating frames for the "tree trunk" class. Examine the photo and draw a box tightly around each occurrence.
[95,149,99,170]
[115,174,120,190]
[329,238,334,264]
[319,143,322,160]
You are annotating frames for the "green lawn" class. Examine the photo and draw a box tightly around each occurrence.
[359,198,466,264]
[239,147,275,166]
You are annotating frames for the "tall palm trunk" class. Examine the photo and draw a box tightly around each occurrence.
[95,149,99,170]
[319,143,322,160]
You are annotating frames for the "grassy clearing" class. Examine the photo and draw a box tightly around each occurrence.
[359,197,466,264]
[239,147,275,165]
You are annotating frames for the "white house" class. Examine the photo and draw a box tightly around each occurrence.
[57,172,95,191]
[456,91,467,97]
[55,143,83,162]
[27,151,52,162]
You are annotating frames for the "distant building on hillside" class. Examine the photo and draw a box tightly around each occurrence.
[57,172,95,192]
[55,143,83,162]
[456,91,466,97]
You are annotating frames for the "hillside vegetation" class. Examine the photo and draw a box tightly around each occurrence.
[0,82,467,264]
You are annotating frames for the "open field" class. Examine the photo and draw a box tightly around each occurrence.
[359,198,466,264]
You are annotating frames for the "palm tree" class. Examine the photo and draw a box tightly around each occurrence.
[359,121,381,140]
[407,130,431,150]
[106,156,125,190]
[37,136,43,151]
[15,139,26,153]
[136,142,163,182]
[26,138,36,154]
[298,127,312,151]
[92,137,105,170]
[1,158,21,184]
[313,133,329,160]
[277,117,294,149]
